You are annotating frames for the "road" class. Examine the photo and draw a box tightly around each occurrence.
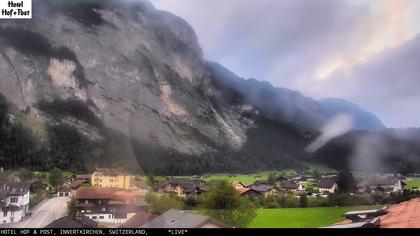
[3,197,70,228]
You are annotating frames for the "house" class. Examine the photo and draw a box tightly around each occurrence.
[74,188,140,224]
[74,174,91,182]
[317,177,338,193]
[71,179,88,190]
[327,198,420,228]
[357,175,406,193]
[0,181,32,224]
[279,180,300,191]
[46,214,98,228]
[239,188,262,197]
[57,187,72,197]
[142,209,232,228]
[157,178,207,197]
[91,168,133,189]
[232,181,247,190]
[129,180,149,195]
[292,175,313,185]
[119,210,156,228]
[251,185,279,197]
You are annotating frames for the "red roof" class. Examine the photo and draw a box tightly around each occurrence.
[119,211,156,228]
[71,179,88,188]
[75,188,118,200]
[335,198,420,228]
[379,198,420,228]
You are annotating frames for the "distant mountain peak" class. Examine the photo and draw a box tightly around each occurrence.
[319,98,385,131]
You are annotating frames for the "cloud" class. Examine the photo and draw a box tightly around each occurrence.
[306,114,354,153]
[149,0,420,128]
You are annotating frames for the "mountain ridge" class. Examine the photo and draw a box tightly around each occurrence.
[0,0,389,174]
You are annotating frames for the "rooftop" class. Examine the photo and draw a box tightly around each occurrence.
[331,198,420,228]
[0,181,32,198]
[94,168,129,176]
[142,209,231,228]
[379,198,420,228]
[317,177,337,189]
[75,188,138,203]
[119,211,156,228]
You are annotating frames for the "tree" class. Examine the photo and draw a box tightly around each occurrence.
[17,168,34,181]
[48,168,63,191]
[201,180,256,228]
[312,169,321,180]
[145,192,183,214]
[336,170,356,193]
[267,173,276,186]
[299,193,308,207]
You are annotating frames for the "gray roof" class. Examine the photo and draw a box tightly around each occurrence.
[280,180,299,189]
[0,181,32,198]
[142,209,228,228]
[252,185,275,192]
[317,178,337,189]
[357,176,402,187]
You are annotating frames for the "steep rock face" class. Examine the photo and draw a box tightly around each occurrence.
[0,0,249,156]
[0,0,387,174]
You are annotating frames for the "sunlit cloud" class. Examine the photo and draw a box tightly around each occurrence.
[149,0,420,127]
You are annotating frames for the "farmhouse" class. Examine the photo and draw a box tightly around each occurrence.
[157,178,207,197]
[142,209,232,228]
[232,181,247,190]
[74,188,140,224]
[71,179,88,190]
[357,175,405,193]
[292,175,313,185]
[251,185,280,197]
[91,168,133,189]
[279,180,300,192]
[317,177,338,193]
[239,188,262,197]
[0,181,32,224]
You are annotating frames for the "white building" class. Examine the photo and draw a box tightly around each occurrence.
[0,181,32,224]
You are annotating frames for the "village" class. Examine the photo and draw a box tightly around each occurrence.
[0,166,419,228]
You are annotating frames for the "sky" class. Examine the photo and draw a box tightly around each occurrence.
[149,0,420,128]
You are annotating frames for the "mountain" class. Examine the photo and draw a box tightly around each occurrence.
[0,0,387,174]
[319,98,385,131]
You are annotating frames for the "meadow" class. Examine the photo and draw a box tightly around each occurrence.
[405,177,420,190]
[247,205,381,228]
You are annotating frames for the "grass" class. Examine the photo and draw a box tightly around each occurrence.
[154,170,297,184]
[304,163,337,174]
[405,178,420,190]
[247,205,381,228]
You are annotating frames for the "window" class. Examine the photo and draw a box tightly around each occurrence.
[3,211,7,217]
[85,200,89,204]
[109,215,111,219]
[98,200,102,204]
[92,216,97,220]
[10,198,18,203]
[109,179,114,183]
[102,207,106,212]
[99,216,104,219]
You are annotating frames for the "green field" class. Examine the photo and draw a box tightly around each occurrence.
[154,170,297,184]
[405,178,420,190]
[247,206,381,228]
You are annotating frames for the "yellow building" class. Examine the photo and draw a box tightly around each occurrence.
[91,168,133,189]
